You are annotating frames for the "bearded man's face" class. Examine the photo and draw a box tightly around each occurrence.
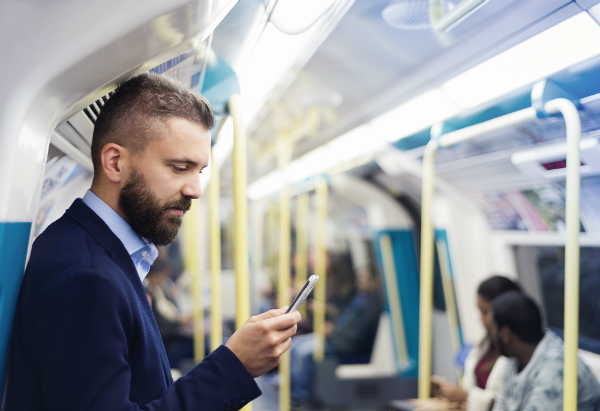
[116,117,211,245]
[118,167,191,246]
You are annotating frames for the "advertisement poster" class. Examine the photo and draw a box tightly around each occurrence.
[521,186,567,232]
[579,176,600,233]
[476,193,527,231]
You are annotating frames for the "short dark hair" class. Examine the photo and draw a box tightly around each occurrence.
[91,73,215,181]
[477,275,521,302]
[492,291,544,343]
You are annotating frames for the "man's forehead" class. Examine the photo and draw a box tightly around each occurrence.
[149,118,211,157]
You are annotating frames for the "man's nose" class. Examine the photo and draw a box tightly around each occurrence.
[182,175,202,199]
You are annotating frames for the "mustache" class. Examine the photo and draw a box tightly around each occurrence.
[163,197,192,213]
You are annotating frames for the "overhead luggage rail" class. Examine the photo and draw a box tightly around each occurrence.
[419,97,582,411]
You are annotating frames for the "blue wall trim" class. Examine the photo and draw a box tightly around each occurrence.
[0,222,31,403]
[374,229,420,378]
[434,229,464,347]
[192,55,240,116]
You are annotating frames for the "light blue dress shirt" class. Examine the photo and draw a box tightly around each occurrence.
[82,190,158,281]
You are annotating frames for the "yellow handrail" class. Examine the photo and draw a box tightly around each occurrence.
[418,141,437,399]
[184,199,205,361]
[544,99,581,411]
[419,107,540,399]
[277,137,293,411]
[230,93,252,411]
[295,193,309,317]
[209,151,222,353]
[436,240,462,381]
[379,234,409,368]
[278,180,292,411]
[313,178,328,362]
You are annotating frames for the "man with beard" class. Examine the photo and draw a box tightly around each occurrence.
[5,73,301,411]
[490,291,600,411]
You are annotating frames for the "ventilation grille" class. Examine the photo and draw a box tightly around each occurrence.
[83,91,114,124]
[436,142,574,195]
[50,92,114,166]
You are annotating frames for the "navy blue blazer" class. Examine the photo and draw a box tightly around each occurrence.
[6,199,261,410]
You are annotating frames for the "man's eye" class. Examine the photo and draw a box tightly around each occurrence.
[173,166,186,173]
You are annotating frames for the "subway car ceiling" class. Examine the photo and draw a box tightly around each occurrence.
[13,0,600,237]
[4,0,599,234]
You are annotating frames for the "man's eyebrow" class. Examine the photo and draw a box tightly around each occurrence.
[165,158,199,166]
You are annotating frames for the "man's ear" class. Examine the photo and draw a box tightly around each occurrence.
[100,143,129,184]
[499,325,512,344]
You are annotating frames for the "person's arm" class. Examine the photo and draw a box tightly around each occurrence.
[33,270,299,411]
[431,376,468,403]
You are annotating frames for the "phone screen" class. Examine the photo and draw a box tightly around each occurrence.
[286,275,319,314]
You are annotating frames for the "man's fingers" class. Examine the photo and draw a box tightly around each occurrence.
[280,325,298,342]
[277,337,293,357]
[263,311,301,331]
[250,307,289,323]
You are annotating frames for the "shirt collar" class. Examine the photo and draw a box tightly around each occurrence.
[82,190,158,278]
[515,331,551,377]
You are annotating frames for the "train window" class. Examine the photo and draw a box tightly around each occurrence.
[514,245,600,353]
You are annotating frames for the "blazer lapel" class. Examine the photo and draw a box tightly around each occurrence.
[66,199,173,385]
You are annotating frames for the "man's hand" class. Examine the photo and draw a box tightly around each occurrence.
[431,375,468,403]
[226,307,301,378]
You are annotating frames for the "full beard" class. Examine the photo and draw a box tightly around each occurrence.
[118,168,191,246]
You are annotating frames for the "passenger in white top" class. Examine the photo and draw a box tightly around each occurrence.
[433,276,520,411]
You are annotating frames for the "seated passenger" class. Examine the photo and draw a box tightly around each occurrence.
[491,291,600,411]
[290,266,382,403]
[145,256,197,368]
[433,276,520,411]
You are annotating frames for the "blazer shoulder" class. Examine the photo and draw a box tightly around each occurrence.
[25,212,121,300]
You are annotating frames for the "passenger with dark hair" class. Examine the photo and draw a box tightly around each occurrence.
[491,291,600,411]
[6,73,301,411]
[290,266,382,405]
[433,275,520,411]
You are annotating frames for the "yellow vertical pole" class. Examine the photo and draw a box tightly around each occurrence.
[379,234,409,367]
[266,203,279,283]
[277,137,293,411]
[436,240,462,381]
[185,199,205,361]
[230,94,251,411]
[313,179,328,362]
[544,99,582,411]
[209,152,222,353]
[230,94,250,328]
[278,166,292,411]
[419,141,438,399]
[436,240,461,353]
[295,193,309,317]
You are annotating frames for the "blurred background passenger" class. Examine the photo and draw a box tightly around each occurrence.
[491,291,600,411]
[433,275,520,411]
[290,266,382,405]
[144,252,197,368]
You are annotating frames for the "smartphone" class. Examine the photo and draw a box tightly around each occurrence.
[286,275,319,314]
